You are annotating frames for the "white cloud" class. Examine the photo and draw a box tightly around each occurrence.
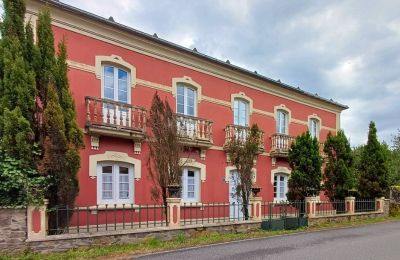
[325,56,364,88]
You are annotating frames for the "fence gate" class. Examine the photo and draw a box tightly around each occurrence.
[261,202,308,231]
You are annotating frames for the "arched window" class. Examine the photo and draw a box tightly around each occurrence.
[181,167,201,202]
[276,110,289,134]
[102,65,130,104]
[233,98,249,126]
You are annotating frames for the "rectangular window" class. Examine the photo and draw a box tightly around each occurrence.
[97,163,134,204]
[234,99,249,126]
[182,168,200,202]
[309,119,320,139]
[176,84,197,116]
[276,110,288,134]
[273,174,287,201]
[103,66,129,103]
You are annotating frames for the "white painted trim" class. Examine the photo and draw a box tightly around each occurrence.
[95,55,136,88]
[180,158,206,182]
[172,76,202,103]
[271,166,291,185]
[225,166,257,183]
[231,92,254,115]
[89,151,141,180]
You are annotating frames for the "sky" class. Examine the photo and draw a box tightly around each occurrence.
[4,0,400,146]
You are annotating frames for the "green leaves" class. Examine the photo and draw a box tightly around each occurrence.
[287,131,322,200]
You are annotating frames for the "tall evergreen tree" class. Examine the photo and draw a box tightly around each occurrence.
[358,122,389,198]
[287,132,323,201]
[323,130,356,200]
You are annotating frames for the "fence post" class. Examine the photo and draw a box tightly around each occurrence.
[249,197,262,221]
[375,197,385,213]
[27,199,49,240]
[305,196,317,218]
[167,198,181,227]
[345,197,355,214]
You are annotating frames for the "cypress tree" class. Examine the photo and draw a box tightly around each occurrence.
[323,130,356,200]
[358,122,389,198]
[287,132,323,201]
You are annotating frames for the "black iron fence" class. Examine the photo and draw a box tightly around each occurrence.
[315,200,346,216]
[355,199,376,213]
[47,204,168,235]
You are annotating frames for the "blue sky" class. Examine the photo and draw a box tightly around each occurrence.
[5,0,400,146]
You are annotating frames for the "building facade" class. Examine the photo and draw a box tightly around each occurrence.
[25,0,347,213]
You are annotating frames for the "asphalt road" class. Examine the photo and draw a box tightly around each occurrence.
[135,221,400,260]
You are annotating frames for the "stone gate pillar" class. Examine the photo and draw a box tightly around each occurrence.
[345,197,355,214]
[167,198,181,227]
[249,197,262,221]
[305,196,317,218]
[27,199,48,240]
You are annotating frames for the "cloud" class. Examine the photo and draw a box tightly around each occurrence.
[60,0,400,146]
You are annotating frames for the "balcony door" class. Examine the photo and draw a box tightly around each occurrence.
[102,65,130,126]
[233,99,249,141]
[176,84,197,138]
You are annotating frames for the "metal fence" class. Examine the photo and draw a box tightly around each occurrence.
[47,204,168,235]
[181,202,253,226]
[355,199,376,213]
[315,200,346,216]
[261,201,307,219]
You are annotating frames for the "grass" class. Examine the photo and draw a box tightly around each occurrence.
[2,215,400,260]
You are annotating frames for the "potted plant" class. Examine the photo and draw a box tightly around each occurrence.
[167,184,181,198]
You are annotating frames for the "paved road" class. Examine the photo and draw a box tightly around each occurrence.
[135,221,400,260]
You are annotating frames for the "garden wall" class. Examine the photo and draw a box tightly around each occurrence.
[0,208,27,253]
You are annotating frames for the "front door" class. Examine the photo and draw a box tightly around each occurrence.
[229,170,243,220]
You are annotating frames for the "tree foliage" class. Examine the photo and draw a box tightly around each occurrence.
[287,132,323,201]
[358,121,389,198]
[323,130,356,200]
[147,93,183,208]
[225,124,261,219]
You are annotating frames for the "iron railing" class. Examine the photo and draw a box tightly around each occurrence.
[180,202,253,226]
[315,200,346,216]
[355,199,376,213]
[47,204,167,235]
[261,201,307,219]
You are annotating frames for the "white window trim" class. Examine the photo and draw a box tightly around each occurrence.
[233,97,250,126]
[97,162,134,205]
[308,114,322,140]
[172,76,202,103]
[181,167,201,203]
[271,167,291,202]
[225,166,256,183]
[89,151,141,180]
[273,174,288,202]
[101,65,131,104]
[176,84,198,116]
[95,55,136,87]
[231,92,253,115]
[276,109,289,135]
[179,158,206,182]
[274,105,291,134]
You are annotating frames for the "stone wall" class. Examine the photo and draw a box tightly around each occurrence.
[308,211,389,227]
[26,221,261,253]
[0,208,27,253]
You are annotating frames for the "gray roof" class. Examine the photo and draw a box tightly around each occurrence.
[38,0,348,110]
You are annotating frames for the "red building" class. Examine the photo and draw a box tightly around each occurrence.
[25,0,347,217]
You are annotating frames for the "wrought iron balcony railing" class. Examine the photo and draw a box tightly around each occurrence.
[223,124,265,153]
[85,96,147,140]
[176,114,213,148]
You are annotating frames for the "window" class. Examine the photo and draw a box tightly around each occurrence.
[273,174,288,201]
[276,110,288,134]
[309,118,320,139]
[97,162,134,204]
[233,99,249,126]
[182,168,200,202]
[103,65,129,104]
[177,84,197,116]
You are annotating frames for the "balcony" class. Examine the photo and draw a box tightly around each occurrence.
[176,114,213,148]
[270,133,295,158]
[270,133,327,158]
[85,96,147,141]
[223,124,265,153]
